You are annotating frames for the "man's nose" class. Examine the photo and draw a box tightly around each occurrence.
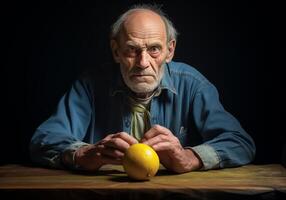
[136,50,150,69]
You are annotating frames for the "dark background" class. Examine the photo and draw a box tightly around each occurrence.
[2,0,283,165]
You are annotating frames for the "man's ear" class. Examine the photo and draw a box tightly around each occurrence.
[165,39,176,63]
[110,39,120,63]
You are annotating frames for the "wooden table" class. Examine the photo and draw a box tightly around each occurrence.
[0,164,286,200]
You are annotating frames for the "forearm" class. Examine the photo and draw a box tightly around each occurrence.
[30,78,94,169]
[191,132,256,170]
[192,84,256,169]
[205,131,256,168]
[30,131,89,169]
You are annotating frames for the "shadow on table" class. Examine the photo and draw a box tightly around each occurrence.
[72,167,172,178]
[107,169,176,182]
[71,167,174,182]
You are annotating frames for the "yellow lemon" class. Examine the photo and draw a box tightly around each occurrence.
[123,143,160,181]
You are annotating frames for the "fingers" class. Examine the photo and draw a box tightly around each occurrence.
[75,133,138,170]
[97,132,138,163]
[102,132,138,152]
[98,145,124,158]
[96,145,123,165]
[142,125,172,141]
[75,145,122,169]
[142,133,168,147]
[149,141,171,151]
[112,132,139,145]
[100,156,122,165]
[141,124,172,146]
[142,125,182,152]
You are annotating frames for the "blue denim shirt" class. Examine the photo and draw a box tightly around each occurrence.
[30,61,256,170]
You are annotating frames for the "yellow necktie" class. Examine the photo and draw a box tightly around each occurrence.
[128,97,151,140]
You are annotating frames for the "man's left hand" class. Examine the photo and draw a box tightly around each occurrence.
[141,125,202,173]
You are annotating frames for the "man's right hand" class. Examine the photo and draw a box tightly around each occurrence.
[74,132,138,171]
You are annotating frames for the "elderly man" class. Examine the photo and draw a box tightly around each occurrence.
[30,5,255,173]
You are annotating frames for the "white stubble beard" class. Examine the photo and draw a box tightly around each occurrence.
[120,63,165,94]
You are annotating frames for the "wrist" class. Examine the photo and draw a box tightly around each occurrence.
[62,149,81,170]
[183,148,203,171]
[62,144,91,170]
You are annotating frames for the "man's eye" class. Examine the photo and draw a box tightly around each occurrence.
[125,46,137,57]
[148,46,160,55]
[128,46,135,51]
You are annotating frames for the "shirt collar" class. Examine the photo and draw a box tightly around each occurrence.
[160,62,177,95]
[109,62,177,96]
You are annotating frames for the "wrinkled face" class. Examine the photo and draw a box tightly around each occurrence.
[111,10,175,96]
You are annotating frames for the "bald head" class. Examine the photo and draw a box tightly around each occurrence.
[110,5,178,42]
[122,10,167,42]
[120,9,167,42]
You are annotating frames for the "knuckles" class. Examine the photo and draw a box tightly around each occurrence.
[152,124,162,132]
[114,132,128,138]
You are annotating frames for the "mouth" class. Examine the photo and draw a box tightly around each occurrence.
[132,74,151,77]
[130,74,154,82]
[131,73,153,77]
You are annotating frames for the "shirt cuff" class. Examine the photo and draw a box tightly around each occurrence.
[61,141,89,170]
[191,144,220,170]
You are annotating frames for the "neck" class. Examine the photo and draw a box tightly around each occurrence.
[134,91,154,99]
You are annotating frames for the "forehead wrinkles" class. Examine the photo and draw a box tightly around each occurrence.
[128,29,163,40]
[122,10,167,41]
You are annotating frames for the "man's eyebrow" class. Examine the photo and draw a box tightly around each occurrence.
[125,41,140,47]
[125,41,163,47]
[147,42,163,47]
